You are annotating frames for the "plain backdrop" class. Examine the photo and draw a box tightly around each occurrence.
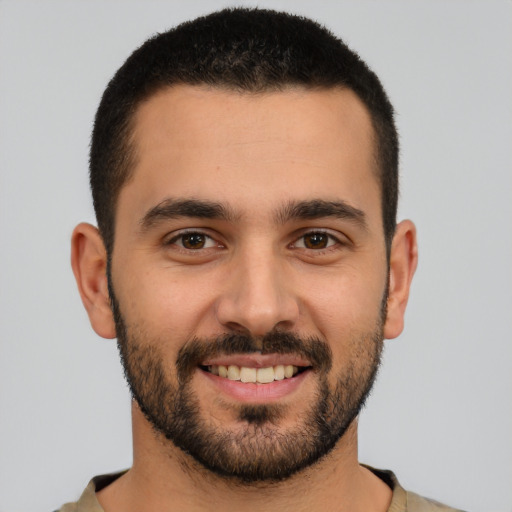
[0,1,511,511]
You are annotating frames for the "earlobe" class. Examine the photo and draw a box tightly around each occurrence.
[70,223,116,339]
[383,220,418,339]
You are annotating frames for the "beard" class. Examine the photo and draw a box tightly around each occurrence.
[110,288,385,484]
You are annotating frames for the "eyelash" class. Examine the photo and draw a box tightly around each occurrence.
[165,229,344,253]
[291,230,341,251]
[165,230,221,251]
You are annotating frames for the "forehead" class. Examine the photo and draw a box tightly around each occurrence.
[121,85,380,226]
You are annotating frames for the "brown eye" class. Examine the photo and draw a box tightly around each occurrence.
[166,230,221,254]
[181,233,207,249]
[294,232,338,250]
[303,233,329,249]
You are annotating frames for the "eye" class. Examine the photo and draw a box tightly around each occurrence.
[294,231,338,250]
[169,232,217,250]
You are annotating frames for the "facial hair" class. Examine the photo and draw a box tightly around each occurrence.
[111,289,384,483]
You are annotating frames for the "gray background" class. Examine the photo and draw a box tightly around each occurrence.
[0,1,511,511]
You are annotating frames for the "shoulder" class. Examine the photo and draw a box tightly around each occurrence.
[54,471,127,512]
[404,490,466,512]
[362,465,466,512]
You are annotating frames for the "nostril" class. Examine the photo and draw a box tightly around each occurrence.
[214,277,300,337]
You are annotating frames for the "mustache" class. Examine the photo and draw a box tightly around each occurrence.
[176,331,333,383]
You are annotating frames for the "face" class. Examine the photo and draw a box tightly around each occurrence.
[110,85,389,481]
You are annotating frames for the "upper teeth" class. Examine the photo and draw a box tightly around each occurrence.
[208,364,299,383]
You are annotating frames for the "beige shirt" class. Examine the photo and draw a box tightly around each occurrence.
[57,466,465,512]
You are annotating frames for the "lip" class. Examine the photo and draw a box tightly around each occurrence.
[202,353,311,368]
[199,367,311,403]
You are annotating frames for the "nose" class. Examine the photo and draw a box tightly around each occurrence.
[215,247,300,337]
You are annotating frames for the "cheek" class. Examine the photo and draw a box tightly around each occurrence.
[301,267,386,335]
[115,265,220,343]
[298,265,386,378]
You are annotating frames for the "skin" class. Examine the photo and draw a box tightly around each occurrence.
[71,85,418,511]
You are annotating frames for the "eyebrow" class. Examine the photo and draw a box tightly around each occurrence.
[275,199,368,230]
[140,198,238,231]
[139,197,367,232]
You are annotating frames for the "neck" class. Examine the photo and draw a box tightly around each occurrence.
[97,402,391,512]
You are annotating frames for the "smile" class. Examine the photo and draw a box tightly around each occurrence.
[198,354,313,401]
[203,364,307,383]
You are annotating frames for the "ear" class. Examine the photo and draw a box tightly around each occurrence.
[71,223,116,339]
[384,220,418,339]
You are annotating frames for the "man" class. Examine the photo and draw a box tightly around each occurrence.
[61,7,461,512]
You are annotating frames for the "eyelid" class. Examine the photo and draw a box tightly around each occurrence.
[291,229,345,249]
[164,229,222,249]
[162,227,348,252]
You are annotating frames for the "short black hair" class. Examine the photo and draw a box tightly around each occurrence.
[90,7,398,255]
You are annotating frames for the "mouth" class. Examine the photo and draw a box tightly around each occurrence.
[197,354,313,402]
[200,363,310,383]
